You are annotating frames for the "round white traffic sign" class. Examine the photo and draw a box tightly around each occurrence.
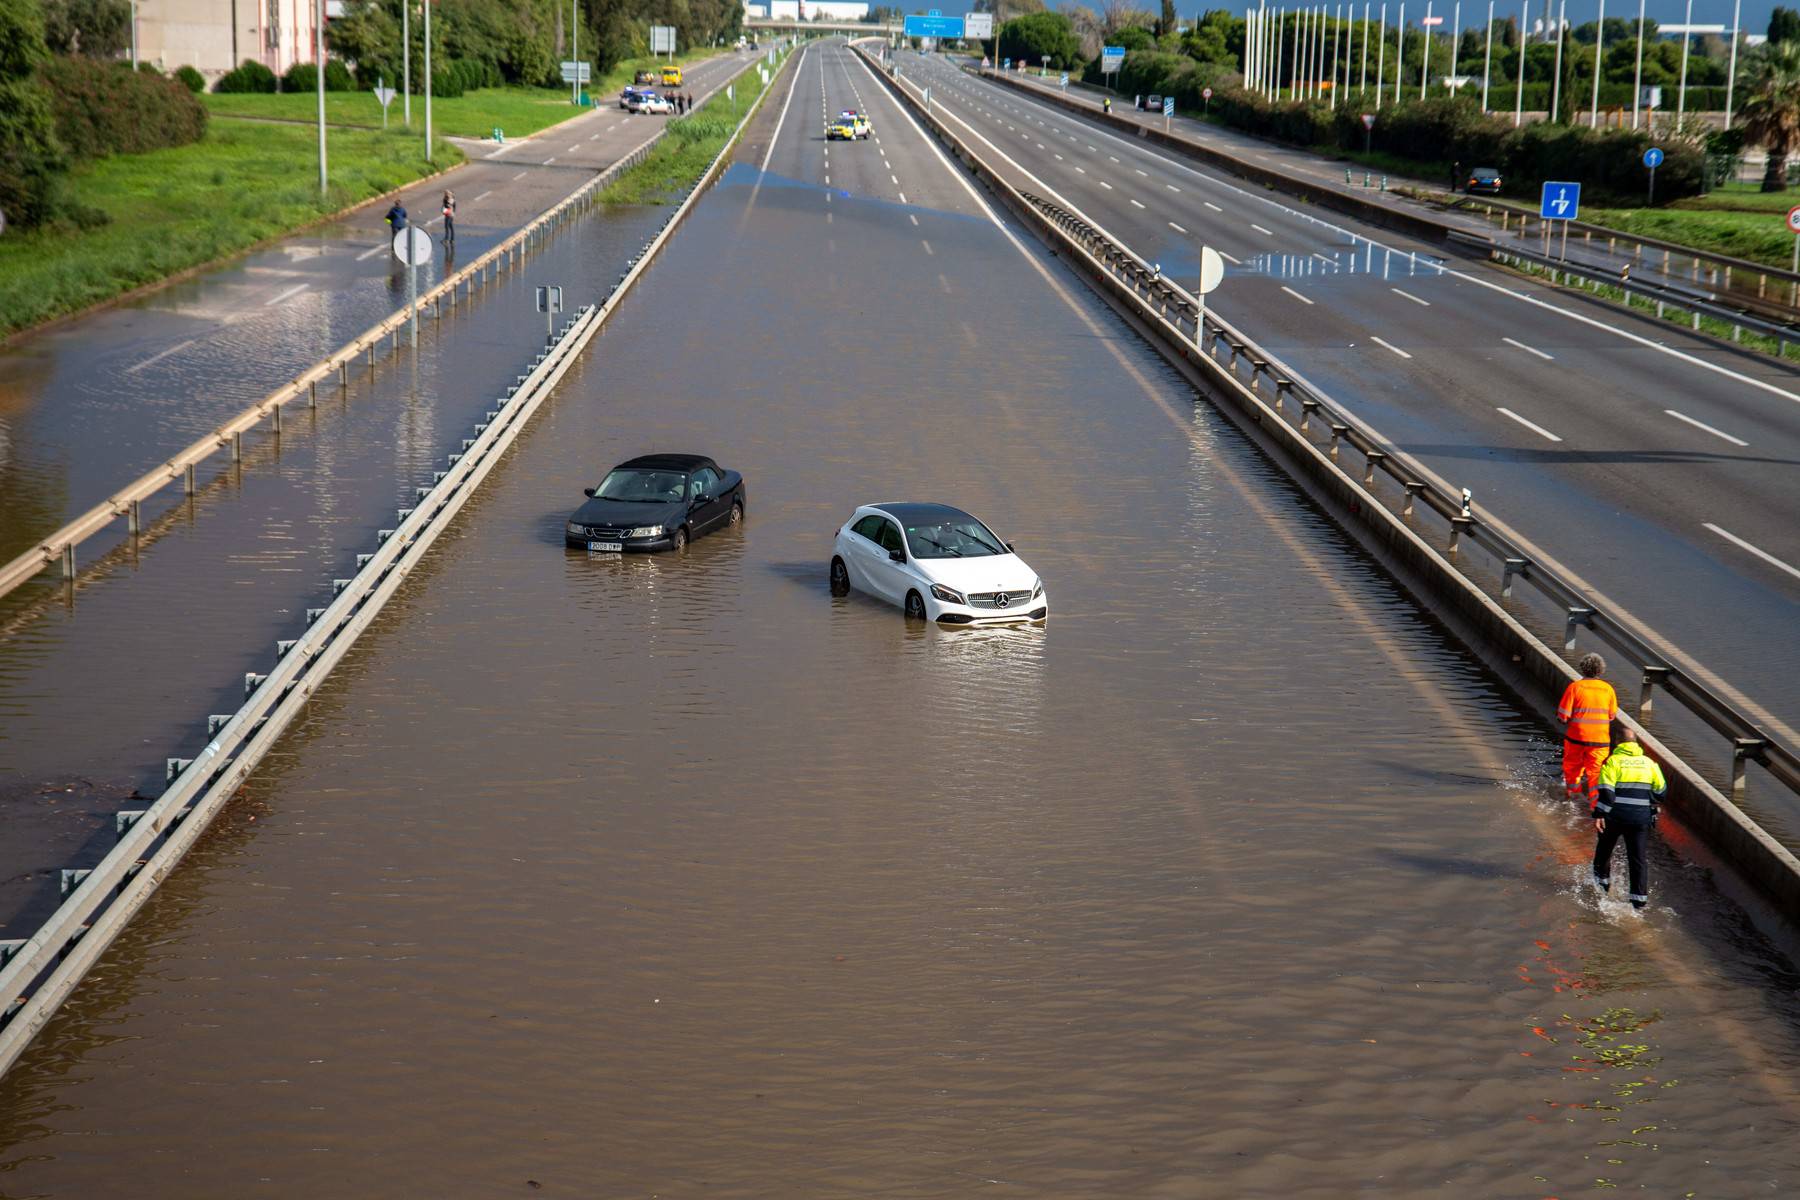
[1787,205,1800,234]
[1202,86,1213,100]
[392,226,432,266]
[1197,245,1225,294]
[1362,112,1376,129]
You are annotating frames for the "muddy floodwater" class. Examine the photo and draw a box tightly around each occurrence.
[2,44,1798,1197]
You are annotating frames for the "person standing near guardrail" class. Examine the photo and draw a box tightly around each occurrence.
[1558,653,1619,807]
[385,199,408,236]
[1591,738,1667,910]
[440,191,456,248]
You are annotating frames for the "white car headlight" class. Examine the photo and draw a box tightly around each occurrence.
[929,584,966,605]
[566,521,584,534]
[628,525,664,538]
[1031,579,1044,599]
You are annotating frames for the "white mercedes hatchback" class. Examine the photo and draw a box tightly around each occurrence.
[830,502,1047,624]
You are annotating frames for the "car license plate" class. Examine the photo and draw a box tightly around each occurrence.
[587,540,623,552]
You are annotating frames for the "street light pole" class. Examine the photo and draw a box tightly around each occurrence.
[1725,0,1741,128]
[1675,0,1692,127]
[1394,2,1404,107]
[1589,0,1604,127]
[572,0,580,105]
[130,0,138,68]
[1420,0,1430,99]
[424,0,433,161]
[1482,0,1493,110]
[403,0,412,126]
[1630,0,1644,129]
[1550,0,1564,121]
[1363,1,1371,95]
[1515,0,1526,126]
[316,0,327,196]
[1376,2,1387,107]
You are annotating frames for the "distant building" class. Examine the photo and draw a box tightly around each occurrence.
[136,0,324,81]
[748,0,871,19]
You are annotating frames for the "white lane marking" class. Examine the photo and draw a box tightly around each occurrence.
[1250,223,1273,235]
[544,156,557,164]
[1099,180,1114,190]
[824,174,830,184]
[1216,249,1243,264]
[1501,335,1553,360]
[891,173,900,185]
[1370,335,1412,359]
[125,337,197,374]
[1168,221,1187,233]
[1666,410,1749,446]
[1075,166,1086,174]
[472,189,492,202]
[1037,142,1046,149]
[1390,287,1430,306]
[1280,285,1314,305]
[1129,198,1145,208]
[1135,168,1148,176]
[355,244,386,261]
[264,283,309,307]
[1704,523,1800,581]
[1311,251,1335,263]
[590,133,599,140]
[1203,201,1222,211]
[511,170,528,180]
[1108,155,1120,162]
[909,213,919,225]
[1496,407,1564,442]
[760,43,807,173]
[1054,152,1064,159]
[569,143,581,152]
[899,192,908,203]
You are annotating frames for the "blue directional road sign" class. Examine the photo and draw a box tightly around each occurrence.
[1539,180,1580,221]
[1003,57,1011,68]
[904,8,965,38]
[1101,45,1126,70]
[1163,95,1175,116]
[1643,146,1665,169]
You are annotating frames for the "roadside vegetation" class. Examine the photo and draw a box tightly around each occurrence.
[1584,185,1800,270]
[0,122,454,338]
[202,48,728,140]
[598,51,786,205]
[976,2,1800,211]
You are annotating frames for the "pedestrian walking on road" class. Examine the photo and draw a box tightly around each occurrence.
[1558,653,1618,807]
[441,190,456,247]
[385,200,408,234]
[1591,738,1667,909]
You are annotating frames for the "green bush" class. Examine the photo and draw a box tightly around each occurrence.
[39,54,207,159]
[282,61,318,91]
[174,64,205,91]
[324,58,353,91]
[214,58,277,93]
[0,0,67,229]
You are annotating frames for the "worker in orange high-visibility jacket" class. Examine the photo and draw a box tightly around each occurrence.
[1557,653,1618,804]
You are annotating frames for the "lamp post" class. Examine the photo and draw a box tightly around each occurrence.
[1514,0,1527,126]
[1482,0,1494,110]
[403,0,412,126]
[1376,2,1387,106]
[1725,0,1741,128]
[424,0,433,161]
[1363,1,1371,94]
[1630,0,1644,129]
[1394,2,1404,106]
[1420,0,1430,99]
[316,0,327,196]
[1675,0,1692,126]
[1589,0,1604,127]
[1549,0,1564,121]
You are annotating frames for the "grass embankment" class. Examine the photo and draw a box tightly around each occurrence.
[0,123,456,338]
[1585,184,1800,271]
[598,52,787,205]
[202,48,730,140]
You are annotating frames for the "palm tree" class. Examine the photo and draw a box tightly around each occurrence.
[1737,40,1800,191]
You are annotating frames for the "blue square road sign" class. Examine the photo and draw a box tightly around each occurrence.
[1539,180,1580,221]
[1163,95,1175,116]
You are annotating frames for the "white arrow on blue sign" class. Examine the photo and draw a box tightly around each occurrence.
[1539,180,1581,221]
[1643,146,1665,169]
[1163,96,1175,116]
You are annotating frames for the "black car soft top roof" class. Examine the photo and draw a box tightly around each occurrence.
[616,453,717,472]
[871,502,977,525]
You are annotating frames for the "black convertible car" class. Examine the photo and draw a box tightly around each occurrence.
[565,453,745,552]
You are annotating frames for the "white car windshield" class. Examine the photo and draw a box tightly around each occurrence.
[905,520,1005,559]
[595,469,686,501]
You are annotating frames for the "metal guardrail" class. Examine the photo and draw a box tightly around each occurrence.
[860,45,1800,907]
[1452,229,1800,354]
[0,43,796,1079]
[0,51,767,606]
[1429,191,1800,320]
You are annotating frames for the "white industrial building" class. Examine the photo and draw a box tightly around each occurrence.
[747,0,873,20]
[134,0,327,81]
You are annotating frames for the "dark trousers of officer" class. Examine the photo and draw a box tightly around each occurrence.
[1593,805,1654,903]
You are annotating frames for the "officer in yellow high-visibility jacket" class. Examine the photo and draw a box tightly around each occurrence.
[1591,739,1667,910]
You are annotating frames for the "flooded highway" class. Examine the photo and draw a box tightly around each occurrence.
[1,43,1798,1196]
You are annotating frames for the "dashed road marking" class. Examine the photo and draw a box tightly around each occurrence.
[1168,221,1187,233]
[1666,410,1748,446]
[125,338,197,374]
[1501,335,1553,360]
[1203,200,1221,211]
[1391,287,1430,306]
[1496,406,1563,441]
[1250,223,1273,235]
[1704,523,1800,580]
[1370,335,1412,359]
[1280,285,1314,305]
[1129,198,1145,208]
[264,283,309,307]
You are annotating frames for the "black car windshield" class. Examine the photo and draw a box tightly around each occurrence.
[904,519,1005,559]
[594,468,686,502]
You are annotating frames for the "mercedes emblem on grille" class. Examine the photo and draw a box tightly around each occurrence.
[995,591,1010,608]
